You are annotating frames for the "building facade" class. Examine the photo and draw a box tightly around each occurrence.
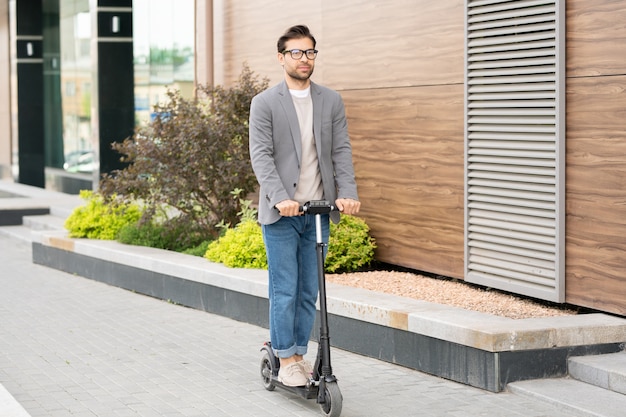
[2,0,626,316]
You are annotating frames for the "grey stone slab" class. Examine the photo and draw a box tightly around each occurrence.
[22,214,66,231]
[0,224,35,242]
[569,356,611,389]
[569,351,626,395]
[508,378,626,417]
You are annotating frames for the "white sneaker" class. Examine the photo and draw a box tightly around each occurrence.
[278,362,307,387]
[297,359,314,376]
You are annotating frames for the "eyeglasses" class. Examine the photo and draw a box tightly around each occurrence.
[282,49,318,60]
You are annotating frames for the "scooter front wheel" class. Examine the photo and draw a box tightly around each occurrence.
[319,381,342,417]
[260,352,276,391]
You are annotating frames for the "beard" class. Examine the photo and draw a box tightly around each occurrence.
[286,65,314,82]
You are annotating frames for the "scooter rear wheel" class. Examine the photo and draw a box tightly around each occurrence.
[260,352,276,391]
[319,381,342,417]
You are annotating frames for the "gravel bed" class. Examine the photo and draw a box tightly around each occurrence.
[327,270,579,319]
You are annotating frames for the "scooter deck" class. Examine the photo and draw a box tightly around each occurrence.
[270,376,319,399]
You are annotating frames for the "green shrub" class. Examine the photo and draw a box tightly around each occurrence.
[205,214,376,273]
[183,240,211,257]
[117,221,168,248]
[204,219,267,268]
[118,214,209,252]
[326,215,376,273]
[64,190,142,240]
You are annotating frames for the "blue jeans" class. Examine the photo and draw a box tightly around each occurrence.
[262,214,330,359]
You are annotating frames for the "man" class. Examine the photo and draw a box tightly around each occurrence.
[249,25,360,387]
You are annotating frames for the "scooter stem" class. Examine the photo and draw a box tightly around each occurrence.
[315,212,332,377]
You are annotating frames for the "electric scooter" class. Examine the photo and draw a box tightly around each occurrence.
[260,200,343,417]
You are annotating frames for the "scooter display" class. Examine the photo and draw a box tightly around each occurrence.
[260,200,343,417]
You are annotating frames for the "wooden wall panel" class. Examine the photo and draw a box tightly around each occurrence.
[212,0,323,86]
[565,75,626,315]
[567,0,626,77]
[344,85,465,278]
[213,0,464,90]
[320,0,464,90]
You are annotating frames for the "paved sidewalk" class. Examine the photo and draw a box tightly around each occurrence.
[0,234,573,417]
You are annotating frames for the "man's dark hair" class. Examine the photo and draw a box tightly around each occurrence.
[277,25,317,53]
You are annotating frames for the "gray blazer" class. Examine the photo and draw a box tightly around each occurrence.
[249,80,359,225]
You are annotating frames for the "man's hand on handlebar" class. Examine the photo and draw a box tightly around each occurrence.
[275,199,301,217]
[335,198,360,215]
[277,198,360,217]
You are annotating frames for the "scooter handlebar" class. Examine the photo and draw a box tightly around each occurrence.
[300,200,339,215]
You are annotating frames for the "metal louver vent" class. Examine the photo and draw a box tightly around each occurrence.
[465,0,565,302]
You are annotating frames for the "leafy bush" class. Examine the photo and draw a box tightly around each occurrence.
[64,190,143,240]
[204,219,267,268]
[182,240,211,257]
[99,64,269,241]
[326,215,376,273]
[117,221,168,248]
[205,214,376,273]
[116,215,208,252]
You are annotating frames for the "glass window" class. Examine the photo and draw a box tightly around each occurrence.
[59,0,92,174]
[133,0,195,126]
